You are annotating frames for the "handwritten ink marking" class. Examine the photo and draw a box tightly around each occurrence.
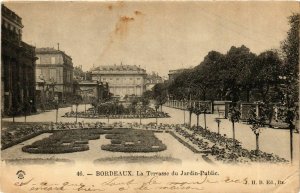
[102,177,137,191]
[224,176,248,184]
[76,183,105,191]
[135,176,161,190]
[14,178,33,186]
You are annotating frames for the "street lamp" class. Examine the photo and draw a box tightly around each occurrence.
[215,118,221,135]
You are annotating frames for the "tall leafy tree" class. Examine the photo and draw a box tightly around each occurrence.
[153,83,168,111]
[281,13,299,79]
[222,45,255,102]
[279,13,299,164]
[253,51,282,102]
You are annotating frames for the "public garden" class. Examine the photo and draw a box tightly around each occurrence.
[1,103,298,165]
[1,13,299,165]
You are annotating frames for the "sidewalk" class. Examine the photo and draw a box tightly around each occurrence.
[162,106,299,161]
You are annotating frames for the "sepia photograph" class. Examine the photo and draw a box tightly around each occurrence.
[0,1,299,193]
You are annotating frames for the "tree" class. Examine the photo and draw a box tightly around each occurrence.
[153,83,168,111]
[281,13,299,79]
[168,69,194,100]
[142,90,153,100]
[253,51,282,102]
[280,14,299,164]
[222,45,255,102]
[141,97,150,108]
[193,106,202,129]
[228,106,241,144]
[130,97,139,114]
[187,103,194,128]
[22,100,32,123]
[72,95,82,123]
[73,66,85,80]
[200,103,209,129]
[249,104,268,154]
[194,51,226,100]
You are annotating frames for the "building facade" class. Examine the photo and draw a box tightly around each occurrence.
[145,72,164,91]
[77,80,110,103]
[35,47,74,103]
[91,64,147,97]
[1,5,37,116]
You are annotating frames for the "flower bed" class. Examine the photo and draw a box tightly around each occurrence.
[101,129,167,152]
[62,106,170,119]
[1,123,54,150]
[22,129,101,154]
[174,126,288,163]
[19,127,166,154]
[168,131,201,153]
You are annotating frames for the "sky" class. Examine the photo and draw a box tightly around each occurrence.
[4,1,299,77]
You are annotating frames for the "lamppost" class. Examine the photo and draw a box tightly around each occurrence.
[228,106,240,147]
[215,118,221,135]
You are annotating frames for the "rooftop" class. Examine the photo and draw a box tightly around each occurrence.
[91,64,146,75]
[2,5,23,28]
[36,47,72,59]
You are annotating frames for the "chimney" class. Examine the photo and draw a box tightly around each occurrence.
[57,43,60,50]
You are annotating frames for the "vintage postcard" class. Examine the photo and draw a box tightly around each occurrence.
[0,1,299,193]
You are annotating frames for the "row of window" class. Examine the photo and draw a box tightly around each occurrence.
[102,77,143,85]
[102,77,141,81]
[2,19,22,34]
[36,55,63,65]
[36,68,72,83]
